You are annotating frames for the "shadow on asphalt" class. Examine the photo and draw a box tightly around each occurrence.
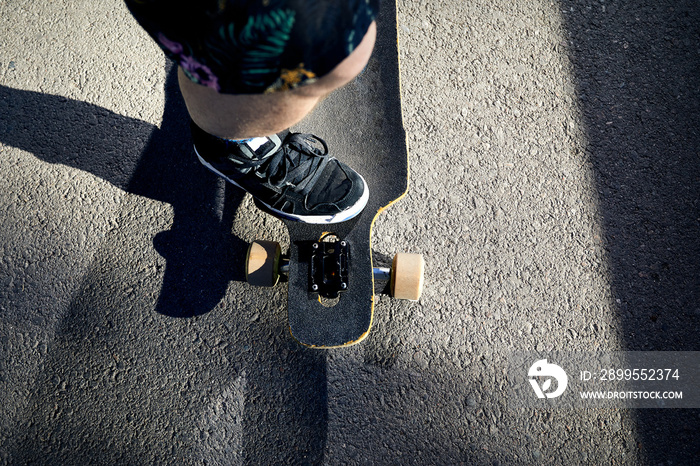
[560,0,699,462]
[0,64,247,318]
[0,64,329,464]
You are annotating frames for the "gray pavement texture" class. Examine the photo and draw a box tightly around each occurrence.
[0,0,698,465]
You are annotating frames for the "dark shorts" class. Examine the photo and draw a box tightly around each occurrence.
[124,0,380,95]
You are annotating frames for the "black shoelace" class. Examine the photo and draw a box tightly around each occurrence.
[257,134,332,195]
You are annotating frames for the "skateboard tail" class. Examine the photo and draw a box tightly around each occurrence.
[289,294,375,349]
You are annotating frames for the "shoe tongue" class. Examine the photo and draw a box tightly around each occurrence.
[237,135,282,160]
[245,137,269,152]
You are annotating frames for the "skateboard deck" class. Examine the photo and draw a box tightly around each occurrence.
[286,0,408,348]
[246,0,421,348]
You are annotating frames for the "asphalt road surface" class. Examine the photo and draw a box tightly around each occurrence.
[1,0,698,464]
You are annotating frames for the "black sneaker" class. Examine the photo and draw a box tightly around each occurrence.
[191,122,369,223]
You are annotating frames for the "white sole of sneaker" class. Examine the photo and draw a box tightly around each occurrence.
[194,146,370,224]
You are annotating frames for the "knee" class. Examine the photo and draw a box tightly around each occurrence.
[293,22,377,98]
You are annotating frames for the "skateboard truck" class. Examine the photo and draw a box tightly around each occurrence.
[309,238,350,299]
[246,240,424,302]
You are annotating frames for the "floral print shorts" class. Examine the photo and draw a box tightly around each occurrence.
[125,0,380,95]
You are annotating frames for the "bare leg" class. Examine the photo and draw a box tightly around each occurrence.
[179,22,377,140]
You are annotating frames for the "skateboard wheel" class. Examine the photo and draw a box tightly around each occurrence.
[246,241,281,287]
[390,253,425,301]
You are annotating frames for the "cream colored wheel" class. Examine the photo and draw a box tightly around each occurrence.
[246,240,281,287]
[390,253,425,301]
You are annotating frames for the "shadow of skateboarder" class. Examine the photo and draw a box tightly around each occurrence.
[0,64,329,464]
[0,64,247,317]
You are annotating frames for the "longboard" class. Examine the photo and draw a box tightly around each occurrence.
[245,0,424,348]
